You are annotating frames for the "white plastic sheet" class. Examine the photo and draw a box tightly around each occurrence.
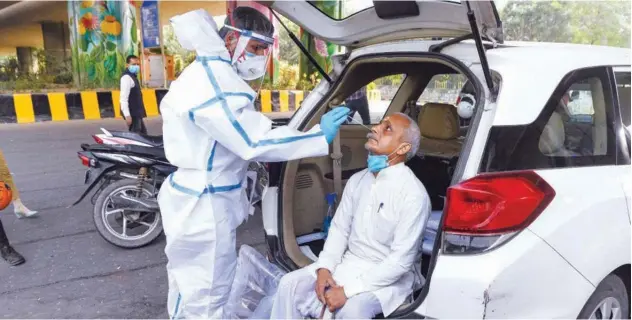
[225,245,287,319]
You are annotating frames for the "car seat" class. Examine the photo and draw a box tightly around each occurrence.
[417,103,462,158]
[538,111,579,156]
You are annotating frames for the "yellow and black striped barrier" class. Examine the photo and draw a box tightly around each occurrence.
[0,89,306,124]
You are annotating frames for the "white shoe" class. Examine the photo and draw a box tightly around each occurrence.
[13,200,38,219]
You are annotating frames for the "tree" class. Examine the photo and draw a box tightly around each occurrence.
[568,1,631,47]
[501,0,631,48]
[501,1,573,43]
[277,16,300,66]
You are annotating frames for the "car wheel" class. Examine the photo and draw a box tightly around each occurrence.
[577,274,629,319]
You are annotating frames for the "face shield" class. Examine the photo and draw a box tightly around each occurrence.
[224,25,273,93]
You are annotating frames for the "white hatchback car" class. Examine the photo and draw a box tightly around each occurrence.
[256,1,631,318]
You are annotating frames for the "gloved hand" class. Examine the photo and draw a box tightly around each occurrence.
[367,154,388,173]
[320,107,351,144]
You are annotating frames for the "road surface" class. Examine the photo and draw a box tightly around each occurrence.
[0,118,267,318]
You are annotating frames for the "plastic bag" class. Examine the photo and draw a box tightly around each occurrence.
[225,245,286,319]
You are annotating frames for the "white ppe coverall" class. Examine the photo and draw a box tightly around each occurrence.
[158,9,329,319]
[271,163,431,318]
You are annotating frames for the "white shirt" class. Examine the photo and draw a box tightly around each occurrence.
[310,163,431,316]
[120,74,135,118]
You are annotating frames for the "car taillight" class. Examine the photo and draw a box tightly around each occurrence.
[92,135,104,144]
[442,171,555,254]
[79,154,90,167]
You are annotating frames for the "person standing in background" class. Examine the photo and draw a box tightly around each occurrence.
[0,149,37,219]
[120,55,147,134]
[345,86,371,126]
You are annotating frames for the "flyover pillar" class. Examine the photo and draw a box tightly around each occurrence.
[67,0,140,88]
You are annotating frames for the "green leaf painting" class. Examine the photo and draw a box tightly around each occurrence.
[68,0,140,88]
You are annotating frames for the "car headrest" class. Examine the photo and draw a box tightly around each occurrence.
[539,111,566,155]
[418,103,460,140]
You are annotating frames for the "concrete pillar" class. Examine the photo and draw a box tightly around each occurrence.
[16,47,36,74]
[41,22,70,62]
[67,1,140,88]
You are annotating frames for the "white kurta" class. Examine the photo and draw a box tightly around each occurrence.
[157,9,330,319]
[307,163,431,316]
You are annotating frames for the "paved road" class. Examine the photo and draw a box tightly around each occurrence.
[0,118,267,318]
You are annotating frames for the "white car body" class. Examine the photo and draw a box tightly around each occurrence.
[258,1,631,318]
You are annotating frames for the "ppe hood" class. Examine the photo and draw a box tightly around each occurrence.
[255,0,503,48]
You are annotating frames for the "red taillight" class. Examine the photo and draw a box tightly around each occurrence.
[456,96,461,105]
[443,171,555,235]
[92,135,104,144]
[79,155,90,167]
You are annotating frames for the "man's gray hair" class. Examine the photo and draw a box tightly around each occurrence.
[395,112,421,160]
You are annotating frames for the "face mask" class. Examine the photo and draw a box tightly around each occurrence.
[128,65,140,74]
[366,144,408,173]
[233,54,268,81]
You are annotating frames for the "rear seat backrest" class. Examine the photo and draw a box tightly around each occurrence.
[416,103,462,157]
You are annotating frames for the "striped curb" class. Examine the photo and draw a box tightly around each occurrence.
[0,89,306,124]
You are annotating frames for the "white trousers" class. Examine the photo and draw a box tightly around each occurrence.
[270,267,382,319]
[159,184,239,319]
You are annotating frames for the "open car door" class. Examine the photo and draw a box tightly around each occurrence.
[255,0,503,47]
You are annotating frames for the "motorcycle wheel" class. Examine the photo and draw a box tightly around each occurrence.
[93,179,163,249]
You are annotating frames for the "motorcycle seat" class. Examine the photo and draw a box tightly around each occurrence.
[107,130,164,147]
[85,144,167,161]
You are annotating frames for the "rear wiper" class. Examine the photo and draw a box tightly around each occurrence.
[271,10,332,84]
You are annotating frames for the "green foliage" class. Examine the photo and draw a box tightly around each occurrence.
[501,1,630,47]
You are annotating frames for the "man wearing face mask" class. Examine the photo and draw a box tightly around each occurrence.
[158,8,350,319]
[271,112,431,319]
[119,55,147,134]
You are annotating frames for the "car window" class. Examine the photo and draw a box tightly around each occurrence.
[344,74,406,125]
[417,74,472,128]
[481,67,619,172]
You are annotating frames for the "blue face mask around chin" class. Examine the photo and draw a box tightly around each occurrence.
[367,154,389,173]
[366,143,410,173]
[244,51,257,58]
[128,65,140,74]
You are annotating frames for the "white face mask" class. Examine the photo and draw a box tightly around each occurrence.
[225,25,272,82]
[234,54,268,81]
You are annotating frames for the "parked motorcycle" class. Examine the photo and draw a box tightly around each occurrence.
[71,143,174,248]
[72,129,268,248]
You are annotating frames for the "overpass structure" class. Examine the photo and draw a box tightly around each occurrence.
[0,1,226,86]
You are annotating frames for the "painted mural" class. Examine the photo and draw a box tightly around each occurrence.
[299,1,340,77]
[68,0,140,88]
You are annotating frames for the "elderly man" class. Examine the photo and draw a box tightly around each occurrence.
[270,112,431,319]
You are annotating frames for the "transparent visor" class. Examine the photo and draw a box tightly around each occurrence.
[225,25,273,93]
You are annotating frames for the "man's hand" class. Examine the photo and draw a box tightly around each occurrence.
[324,285,348,312]
[125,117,132,126]
[315,268,337,303]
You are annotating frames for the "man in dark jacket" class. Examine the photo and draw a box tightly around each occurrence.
[120,55,147,134]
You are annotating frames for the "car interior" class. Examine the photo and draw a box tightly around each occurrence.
[540,78,607,158]
[276,55,478,306]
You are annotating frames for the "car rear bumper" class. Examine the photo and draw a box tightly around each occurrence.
[417,229,594,319]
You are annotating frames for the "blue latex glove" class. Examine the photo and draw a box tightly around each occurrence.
[367,154,388,173]
[320,107,351,144]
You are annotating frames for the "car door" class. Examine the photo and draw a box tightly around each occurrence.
[521,66,631,286]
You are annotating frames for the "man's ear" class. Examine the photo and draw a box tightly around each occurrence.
[398,143,412,156]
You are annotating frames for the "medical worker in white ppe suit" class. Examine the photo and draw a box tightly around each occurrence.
[158,7,350,319]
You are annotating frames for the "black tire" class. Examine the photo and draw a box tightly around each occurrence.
[577,274,630,319]
[93,179,163,249]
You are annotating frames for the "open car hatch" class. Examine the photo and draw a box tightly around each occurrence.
[255,0,503,48]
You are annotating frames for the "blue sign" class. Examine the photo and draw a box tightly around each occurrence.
[141,1,160,48]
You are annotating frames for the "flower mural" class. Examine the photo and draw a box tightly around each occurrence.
[101,15,122,36]
[68,0,139,88]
